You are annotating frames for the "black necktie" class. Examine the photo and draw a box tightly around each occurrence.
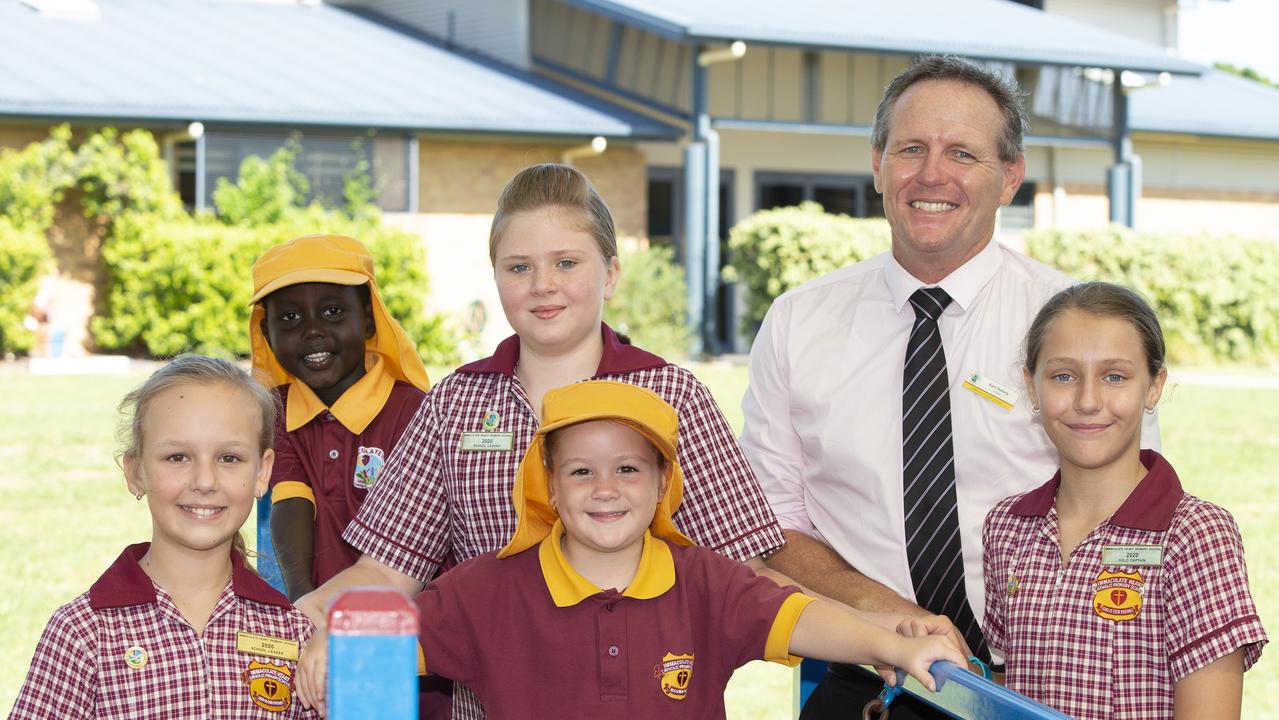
[902,287,989,661]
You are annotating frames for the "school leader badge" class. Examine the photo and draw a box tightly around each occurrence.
[655,652,694,700]
[1093,569,1144,622]
[243,659,294,713]
[353,446,385,489]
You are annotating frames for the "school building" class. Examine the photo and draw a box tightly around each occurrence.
[2,0,1277,357]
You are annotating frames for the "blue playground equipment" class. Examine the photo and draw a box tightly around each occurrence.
[327,588,420,720]
[256,495,286,594]
[795,658,1070,719]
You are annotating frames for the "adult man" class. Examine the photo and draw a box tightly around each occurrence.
[740,56,1156,718]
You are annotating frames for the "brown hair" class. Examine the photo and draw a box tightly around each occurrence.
[542,421,668,473]
[117,354,279,561]
[1024,282,1166,377]
[872,55,1028,163]
[488,163,618,265]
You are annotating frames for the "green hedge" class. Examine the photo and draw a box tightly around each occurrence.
[0,218,53,355]
[725,202,891,333]
[92,210,460,364]
[604,243,691,360]
[1025,226,1279,364]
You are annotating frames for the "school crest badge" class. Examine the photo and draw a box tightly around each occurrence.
[1093,569,1144,622]
[655,651,694,700]
[353,446,385,489]
[242,659,293,713]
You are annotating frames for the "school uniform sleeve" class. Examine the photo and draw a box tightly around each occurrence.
[269,399,315,508]
[666,366,785,562]
[1164,499,1267,680]
[10,601,97,720]
[685,548,811,668]
[413,560,482,687]
[343,382,452,583]
[980,500,1013,653]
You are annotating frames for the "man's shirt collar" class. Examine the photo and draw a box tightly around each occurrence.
[884,240,1003,315]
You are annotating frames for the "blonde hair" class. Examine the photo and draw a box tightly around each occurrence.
[117,354,279,561]
[488,163,618,265]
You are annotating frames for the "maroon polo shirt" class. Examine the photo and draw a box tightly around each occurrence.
[415,525,809,719]
[271,380,425,587]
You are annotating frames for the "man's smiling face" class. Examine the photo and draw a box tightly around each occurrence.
[872,78,1025,282]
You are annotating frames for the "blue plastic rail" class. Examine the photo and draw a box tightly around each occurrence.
[796,659,1071,719]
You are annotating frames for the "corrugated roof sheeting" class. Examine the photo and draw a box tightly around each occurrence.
[0,0,678,138]
[1132,69,1279,142]
[563,0,1203,75]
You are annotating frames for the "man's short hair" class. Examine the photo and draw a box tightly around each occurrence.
[871,55,1028,163]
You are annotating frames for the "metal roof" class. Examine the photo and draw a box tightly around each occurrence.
[1131,69,1279,142]
[0,0,678,138]
[563,0,1203,76]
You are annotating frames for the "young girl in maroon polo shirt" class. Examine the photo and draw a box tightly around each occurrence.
[406,380,965,719]
[11,355,317,720]
[981,282,1266,719]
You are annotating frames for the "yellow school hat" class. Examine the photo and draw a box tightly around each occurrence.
[249,234,431,427]
[499,380,694,558]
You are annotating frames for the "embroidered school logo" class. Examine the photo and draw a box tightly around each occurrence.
[1093,569,1144,622]
[654,652,694,700]
[243,659,293,713]
[353,446,385,489]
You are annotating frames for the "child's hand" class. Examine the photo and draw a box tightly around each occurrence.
[888,634,968,692]
[895,613,970,657]
[296,627,329,717]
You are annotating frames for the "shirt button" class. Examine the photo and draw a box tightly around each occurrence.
[329,449,339,459]
[608,645,619,657]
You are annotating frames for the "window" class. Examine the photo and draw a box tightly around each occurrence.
[755,172,882,218]
[177,131,411,213]
[1001,182,1036,231]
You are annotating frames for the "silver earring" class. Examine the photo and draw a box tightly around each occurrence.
[1145,406,1155,415]
[1031,406,1040,415]
[134,492,144,501]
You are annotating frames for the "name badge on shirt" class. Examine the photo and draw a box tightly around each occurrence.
[1101,544,1164,567]
[236,631,300,662]
[460,432,514,452]
[962,371,1016,411]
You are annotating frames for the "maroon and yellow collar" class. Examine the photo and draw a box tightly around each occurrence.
[536,521,675,607]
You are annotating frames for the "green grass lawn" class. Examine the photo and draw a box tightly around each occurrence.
[2,364,1276,717]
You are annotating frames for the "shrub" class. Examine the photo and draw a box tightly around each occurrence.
[0,218,53,355]
[604,243,691,360]
[1024,226,1279,364]
[725,202,890,334]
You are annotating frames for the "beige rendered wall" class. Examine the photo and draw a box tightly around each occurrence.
[407,137,648,358]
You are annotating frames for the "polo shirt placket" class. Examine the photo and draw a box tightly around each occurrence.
[595,591,628,702]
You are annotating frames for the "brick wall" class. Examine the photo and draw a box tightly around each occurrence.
[418,137,647,238]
